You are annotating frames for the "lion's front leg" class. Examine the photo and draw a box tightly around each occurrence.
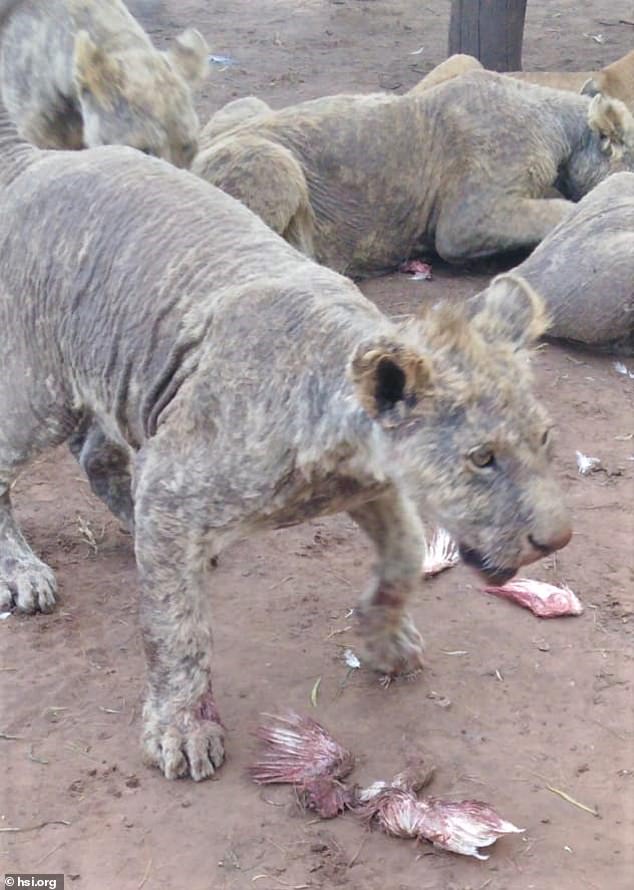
[350,488,426,678]
[436,195,574,263]
[134,445,229,781]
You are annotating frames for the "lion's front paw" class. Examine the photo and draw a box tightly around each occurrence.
[0,554,57,614]
[358,607,425,678]
[142,699,225,781]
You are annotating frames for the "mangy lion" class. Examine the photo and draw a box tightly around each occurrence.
[0,52,572,777]
[472,172,634,354]
[0,0,209,166]
[193,70,634,278]
[408,50,634,114]
[202,50,634,155]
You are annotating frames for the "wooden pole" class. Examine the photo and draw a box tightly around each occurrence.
[448,0,528,72]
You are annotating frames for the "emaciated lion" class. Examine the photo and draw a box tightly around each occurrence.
[0,0,571,782]
[193,71,634,278]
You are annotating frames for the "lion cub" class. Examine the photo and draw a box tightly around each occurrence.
[0,0,208,166]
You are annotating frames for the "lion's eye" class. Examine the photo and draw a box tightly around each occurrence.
[469,444,496,469]
[541,428,550,446]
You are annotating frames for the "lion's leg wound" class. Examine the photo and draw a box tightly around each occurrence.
[134,440,227,781]
[350,487,426,678]
[0,345,75,613]
[68,420,135,531]
[436,196,573,263]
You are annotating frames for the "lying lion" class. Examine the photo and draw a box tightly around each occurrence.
[0,0,209,166]
[193,71,634,278]
[203,50,634,155]
[512,49,634,112]
[472,172,634,354]
[408,50,634,113]
[0,68,571,777]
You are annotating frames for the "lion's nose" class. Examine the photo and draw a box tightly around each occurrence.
[527,527,572,557]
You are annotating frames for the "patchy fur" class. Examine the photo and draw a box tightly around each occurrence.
[0,82,571,778]
[0,0,208,165]
[192,70,634,278]
[471,173,634,353]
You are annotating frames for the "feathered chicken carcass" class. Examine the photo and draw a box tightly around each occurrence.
[250,713,524,859]
[354,775,523,860]
[249,711,354,817]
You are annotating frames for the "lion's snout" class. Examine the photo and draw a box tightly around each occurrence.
[519,524,573,568]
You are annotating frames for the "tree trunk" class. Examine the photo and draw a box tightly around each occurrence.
[448,0,528,72]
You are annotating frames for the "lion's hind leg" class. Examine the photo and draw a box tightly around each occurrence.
[407,54,484,95]
[69,419,135,532]
[198,97,272,149]
[192,135,315,256]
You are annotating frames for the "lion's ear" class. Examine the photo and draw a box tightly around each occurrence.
[167,28,209,86]
[349,338,433,418]
[73,31,123,108]
[472,274,549,348]
[580,76,600,98]
[587,93,634,157]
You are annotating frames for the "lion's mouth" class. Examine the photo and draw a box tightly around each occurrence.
[458,545,517,586]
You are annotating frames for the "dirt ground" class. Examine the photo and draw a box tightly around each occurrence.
[1,2,633,889]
